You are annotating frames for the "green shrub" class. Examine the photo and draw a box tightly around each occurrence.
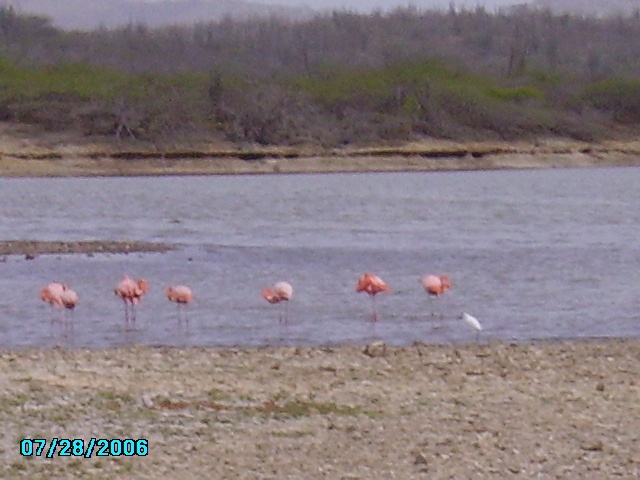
[583,78,640,122]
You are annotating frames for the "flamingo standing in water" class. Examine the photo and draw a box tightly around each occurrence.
[60,288,79,317]
[421,274,451,317]
[421,274,451,296]
[166,285,194,321]
[40,282,67,309]
[40,282,78,320]
[114,275,149,323]
[262,281,293,323]
[356,273,390,322]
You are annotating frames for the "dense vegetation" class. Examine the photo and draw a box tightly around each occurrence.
[1,5,639,146]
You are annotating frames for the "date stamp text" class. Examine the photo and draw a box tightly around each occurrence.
[20,438,148,458]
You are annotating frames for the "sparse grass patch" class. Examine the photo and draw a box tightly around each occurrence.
[258,400,364,418]
[0,392,32,407]
[271,430,312,438]
[147,395,371,419]
[205,387,229,402]
[95,390,136,404]
[363,410,383,419]
[46,408,75,427]
[93,390,136,412]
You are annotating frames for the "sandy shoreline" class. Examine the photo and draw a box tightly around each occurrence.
[1,134,640,177]
[2,150,640,178]
[1,338,638,478]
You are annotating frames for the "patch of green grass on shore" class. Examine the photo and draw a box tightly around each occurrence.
[0,59,131,100]
[0,58,208,101]
[290,59,544,107]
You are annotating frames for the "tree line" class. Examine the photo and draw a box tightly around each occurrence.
[0,5,639,146]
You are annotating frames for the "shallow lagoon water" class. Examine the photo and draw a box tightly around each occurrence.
[1,167,639,349]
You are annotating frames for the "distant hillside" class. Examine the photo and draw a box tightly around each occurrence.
[0,0,315,30]
[532,0,640,17]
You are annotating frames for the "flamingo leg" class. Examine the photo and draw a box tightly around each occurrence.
[122,300,129,323]
[178,303,188,323]
[278,302,284,324]
[428,295,442,318]
[63,309,74,329]
[48,304,60,323]
[371,294,377,323]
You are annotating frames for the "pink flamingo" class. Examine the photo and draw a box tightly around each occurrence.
[166,285,194,321]
[114,275,149,323]
[40,282,67,309]
[60,288,79,313]
[40,282,78,321]
[421,274,452,316]
[356,273,390,322]
[421,274,451,296]
[262,281,293,323]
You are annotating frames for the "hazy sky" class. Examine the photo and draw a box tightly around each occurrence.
[250,0,521,10]
[139,0,522,12]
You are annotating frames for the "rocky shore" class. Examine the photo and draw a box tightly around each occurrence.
[0,339,637,478]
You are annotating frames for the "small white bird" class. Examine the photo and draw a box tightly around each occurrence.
[461,312,483,341]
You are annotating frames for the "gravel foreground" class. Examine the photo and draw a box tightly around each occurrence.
[0,339,638,479]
